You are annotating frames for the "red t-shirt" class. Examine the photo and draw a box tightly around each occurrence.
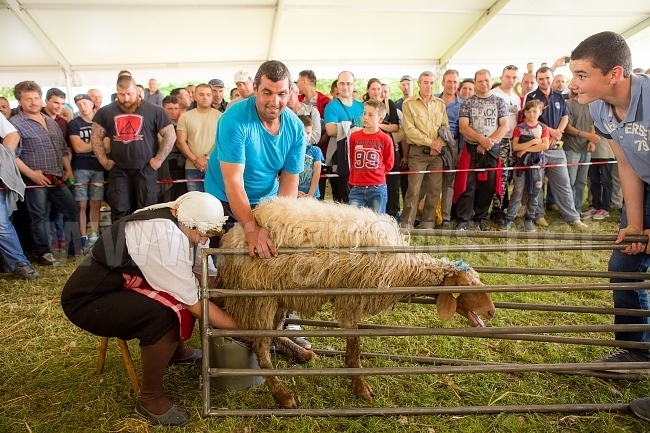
[348,129,395,186]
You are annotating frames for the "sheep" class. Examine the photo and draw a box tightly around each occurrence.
[215,197,495,409]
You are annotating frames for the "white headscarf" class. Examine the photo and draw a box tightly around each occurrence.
[135,191,228,234]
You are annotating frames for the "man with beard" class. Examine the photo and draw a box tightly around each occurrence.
[91,76,175,222]
[176,84,221,192]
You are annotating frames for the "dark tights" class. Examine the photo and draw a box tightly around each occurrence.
[138,327,180,414]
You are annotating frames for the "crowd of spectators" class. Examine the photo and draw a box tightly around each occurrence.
[1,62,647,281]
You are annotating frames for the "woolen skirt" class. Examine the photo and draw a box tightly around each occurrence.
[61,256,178,346]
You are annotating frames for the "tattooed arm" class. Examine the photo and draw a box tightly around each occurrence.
[150,124,176,170]
[91,122,115,171]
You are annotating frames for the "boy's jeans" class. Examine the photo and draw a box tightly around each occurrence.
[348,184,388,214]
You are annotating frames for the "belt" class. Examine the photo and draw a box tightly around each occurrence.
[353,184,385,189]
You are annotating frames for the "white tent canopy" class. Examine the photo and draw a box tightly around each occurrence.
[1,0,649,91]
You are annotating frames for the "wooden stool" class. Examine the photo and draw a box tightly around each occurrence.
[96,337,140,395]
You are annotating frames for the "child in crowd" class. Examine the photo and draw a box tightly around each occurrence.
[347,99,394,214]
[297,115,324,199]
[68,94,106,248]
[502,100,550,232]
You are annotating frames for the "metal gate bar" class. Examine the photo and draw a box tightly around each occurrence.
[206,403,630,417]
[200,245,649,418]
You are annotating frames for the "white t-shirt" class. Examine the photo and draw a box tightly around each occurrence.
[0,115,17,138]
[124,218,199,305]
[491,87,521,139]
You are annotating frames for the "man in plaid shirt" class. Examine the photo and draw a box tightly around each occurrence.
[10,81,83,266]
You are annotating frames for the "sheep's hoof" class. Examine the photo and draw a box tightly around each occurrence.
[305,350,319,361]
[352,377,374,401]
[275,389,298,409]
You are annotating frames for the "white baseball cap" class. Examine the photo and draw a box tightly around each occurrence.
[234,70,252,84]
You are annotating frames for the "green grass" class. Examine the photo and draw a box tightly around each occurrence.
[1,208,649,432]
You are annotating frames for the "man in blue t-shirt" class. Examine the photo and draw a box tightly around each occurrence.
[323,71,364,203]
[568,31,650,419]
[204,60,305,259]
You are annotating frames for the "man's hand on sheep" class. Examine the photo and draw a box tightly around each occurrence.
[244,223,278,258]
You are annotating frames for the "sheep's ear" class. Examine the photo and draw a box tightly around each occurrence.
[437,293,457,322]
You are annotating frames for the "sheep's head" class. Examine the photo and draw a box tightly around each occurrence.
[436,269,495,327]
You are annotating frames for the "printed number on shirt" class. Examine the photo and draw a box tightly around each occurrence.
[354,148,380,169]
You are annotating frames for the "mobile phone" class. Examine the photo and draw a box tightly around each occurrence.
[422,146,431,154]
[564,56,571,63]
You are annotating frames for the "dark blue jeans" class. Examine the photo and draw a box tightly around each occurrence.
[348,184,388,214]
[24,182,81,256]
[608,182,650,350]
[0,188,31,271]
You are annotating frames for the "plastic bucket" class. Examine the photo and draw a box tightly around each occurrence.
[209,337,265,391]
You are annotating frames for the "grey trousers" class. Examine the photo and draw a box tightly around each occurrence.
[533,149,581,223]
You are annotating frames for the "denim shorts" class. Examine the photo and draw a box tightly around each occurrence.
[73,169,105,201]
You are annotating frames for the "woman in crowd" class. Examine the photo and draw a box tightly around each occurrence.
[458,78,475,100]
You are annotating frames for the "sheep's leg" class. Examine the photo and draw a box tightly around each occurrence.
[272,337,318,363]
[344,324,374,401]
[273,308,317,363]
[252,337,297,409]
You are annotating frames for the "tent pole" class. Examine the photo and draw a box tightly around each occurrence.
[63,69,73,102]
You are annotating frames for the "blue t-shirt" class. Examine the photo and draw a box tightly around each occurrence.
[324,98,364,127]
[298,144,324,198]
[590,73,650,183]
[204,97,306,204]
[525,89,568,129]
[437,93,462,139]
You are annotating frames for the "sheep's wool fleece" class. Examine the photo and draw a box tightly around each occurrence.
[217,197,480,328]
